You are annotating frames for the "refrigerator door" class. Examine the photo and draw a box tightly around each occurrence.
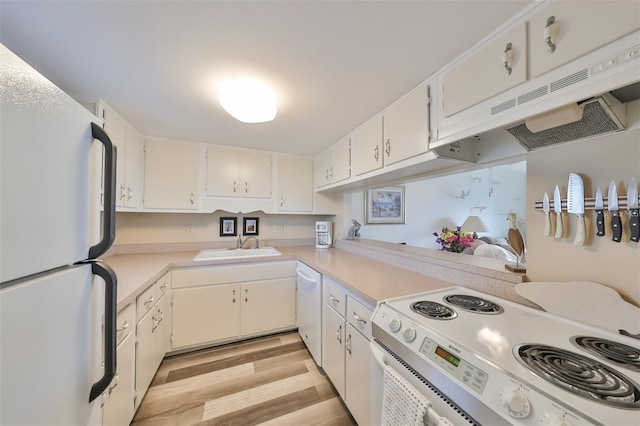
[0,44,108,282]
[0,264,104,425]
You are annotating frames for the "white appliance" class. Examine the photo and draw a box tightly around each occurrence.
[371,286,640,426]
[0,44,118,425]
[295,261,322,366]
[315,221,332,248]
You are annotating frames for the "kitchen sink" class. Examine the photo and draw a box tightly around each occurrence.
[194,247,281,261]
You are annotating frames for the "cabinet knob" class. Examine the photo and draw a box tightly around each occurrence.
[503,42,513,76]
[544,16,557,54]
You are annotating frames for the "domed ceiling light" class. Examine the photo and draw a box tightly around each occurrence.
[218,78,277,123]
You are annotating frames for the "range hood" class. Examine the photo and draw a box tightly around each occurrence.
[505,92,628,151]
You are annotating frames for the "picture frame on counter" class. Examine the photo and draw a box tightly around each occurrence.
[365,186,405,224]
[220,217,237,236]
[243,217,259,235]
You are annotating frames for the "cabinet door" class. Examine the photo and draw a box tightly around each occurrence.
[277,156,313,212]
[206,146,241,197]
[144,139,200,209]
[345,325,371,426]
[330,136,351,183]
[171,285,241,349]
[103,332,135,426]
[314,149,331,187]
[135,307,158,402]
[383,84,430,166]
[101,105,127,207]
[154,292,171,363]
[322,306,345,398]
[242,151,272,198]
[530,1,640,78]
[352,115,383,176]
[443,22,527,117]
[123,125,144,208]
[241,278,296,336]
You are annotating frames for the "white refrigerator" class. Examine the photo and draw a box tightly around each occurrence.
[0,44,118,425]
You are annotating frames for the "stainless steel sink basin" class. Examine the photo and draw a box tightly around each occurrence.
[194,247,281,261]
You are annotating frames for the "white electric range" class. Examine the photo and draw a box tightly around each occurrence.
[371,286,640,426]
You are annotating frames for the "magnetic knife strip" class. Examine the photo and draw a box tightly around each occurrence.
[534,196,640,211]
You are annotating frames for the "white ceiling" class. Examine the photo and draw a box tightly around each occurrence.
[0,0,533,156]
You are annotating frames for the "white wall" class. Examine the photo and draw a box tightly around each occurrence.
[341,161,527,249]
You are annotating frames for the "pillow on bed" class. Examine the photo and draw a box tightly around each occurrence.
[473,244,518,263]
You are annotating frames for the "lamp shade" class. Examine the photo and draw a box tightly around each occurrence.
[461,216,488,233]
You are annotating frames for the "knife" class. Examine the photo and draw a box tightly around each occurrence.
[594,187,605,237]
[543,192,551,236]
[567,173,586,246]
[628,178,639,243]
[553,185,563,239]
[608,180,622,243]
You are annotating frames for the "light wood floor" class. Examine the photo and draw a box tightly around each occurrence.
[131,332,357,426]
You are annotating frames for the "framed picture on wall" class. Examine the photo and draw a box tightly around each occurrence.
[219,217,237,236]
[243,217,259,235]
[365,186,405,224]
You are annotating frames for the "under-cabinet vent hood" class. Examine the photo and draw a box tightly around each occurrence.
[505,93,626,151]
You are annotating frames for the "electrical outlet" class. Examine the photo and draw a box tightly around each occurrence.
[186,225,194,235]
[274,224,284,233]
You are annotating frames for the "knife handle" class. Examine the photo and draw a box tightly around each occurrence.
[544,212,551,237]
[611,211,622,243]
[630,209,639,243]
[595,209,605,237]
[554,212,563,238]
[574,214,586,246]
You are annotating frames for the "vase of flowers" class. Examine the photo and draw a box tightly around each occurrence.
[433,227,476,253]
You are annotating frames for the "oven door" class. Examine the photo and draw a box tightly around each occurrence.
[371,339,479,426]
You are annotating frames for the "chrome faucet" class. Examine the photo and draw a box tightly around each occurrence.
[236,234,260,249]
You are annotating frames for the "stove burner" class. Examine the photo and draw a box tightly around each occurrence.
[443,294,504,314]
[410,301,457,320]
[515,344,640,409]
[572,336,640,372]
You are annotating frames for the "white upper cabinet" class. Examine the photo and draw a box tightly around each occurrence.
[315,136,351,187]
[100,102,144,209]
[206,146,272,198]
[276,155,313,212]
[382,83,431,166]
[352,115,383,176]
[442,22,527,118]
[143,139,200,210]
[529,1,640,78]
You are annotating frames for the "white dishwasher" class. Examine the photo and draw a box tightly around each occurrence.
[296,261,322,366]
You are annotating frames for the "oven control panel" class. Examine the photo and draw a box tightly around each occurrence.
[419,336,488,394]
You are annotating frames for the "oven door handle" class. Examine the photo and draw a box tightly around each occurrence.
[370,341,388,369]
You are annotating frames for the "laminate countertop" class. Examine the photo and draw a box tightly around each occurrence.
[104,245,454,311]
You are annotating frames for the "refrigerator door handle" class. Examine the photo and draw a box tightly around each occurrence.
[89,261,117,402]
[89,123,116,259]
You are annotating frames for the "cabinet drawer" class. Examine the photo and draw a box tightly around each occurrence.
[346,297,373,340]
[116,303,135,346]
[172,261,296,289]
[136,283,157,320]
[323,277,346,317]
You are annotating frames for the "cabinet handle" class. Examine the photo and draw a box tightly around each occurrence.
[126,186,133,201]
[157,308,164,323]
[245,288,248,302]
[374,145,379,162]
[329,167,334,179]
[353,311,367,324]
[385,139,391,156]
[116,321,129,332]
[119,184,126,201]
[151,316,158,332]
[108,374,119,394]
[324,169,329,180]
[144,296,154,307]
[336,324,342,344]
[189,192,195,205]
[346,333,352,354]
[159,283,168,291]
[244,181,248,194]
[233,181,237,193]
[544,16,557,53]
[329,294,340,303]
[280,196,284,207]
[502,42,513,76]
[232,288,236,303]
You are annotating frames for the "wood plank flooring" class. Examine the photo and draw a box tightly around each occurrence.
[131,332,357,426]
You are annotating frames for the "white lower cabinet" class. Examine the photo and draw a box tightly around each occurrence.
[171,262,297,351]
[321,276,372,426]
[103,303,136,426]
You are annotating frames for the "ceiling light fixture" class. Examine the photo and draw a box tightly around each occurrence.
[218,78,277,123]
